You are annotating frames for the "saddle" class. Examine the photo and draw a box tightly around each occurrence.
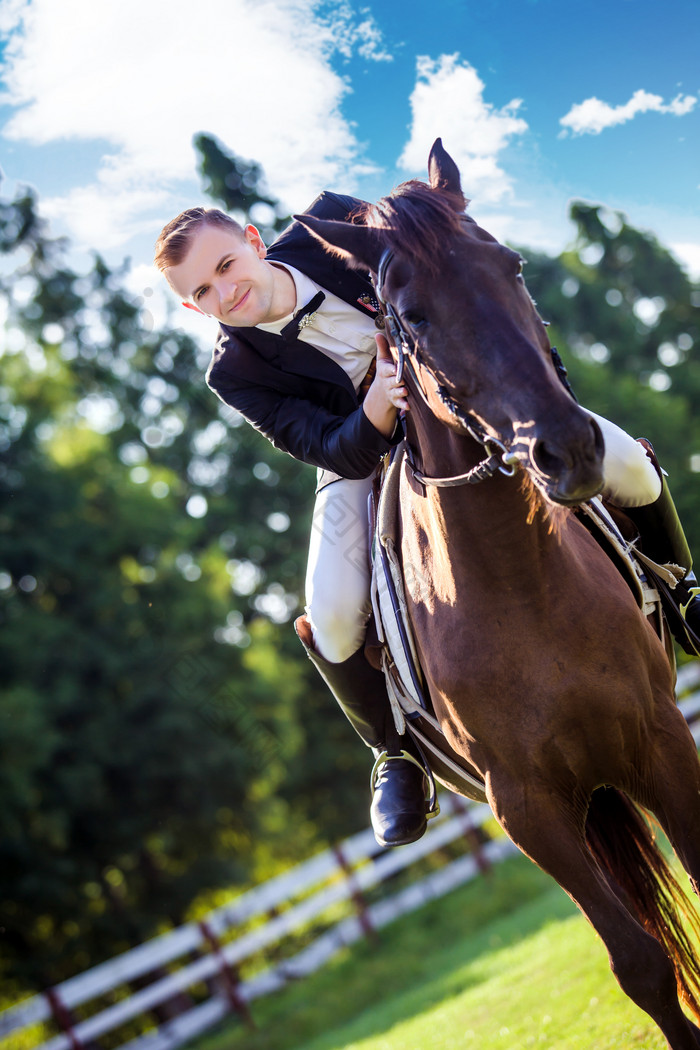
[369,442,685,803]
[369,444,488,803]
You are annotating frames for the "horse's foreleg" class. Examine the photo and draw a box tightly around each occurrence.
[488,780,700,1050]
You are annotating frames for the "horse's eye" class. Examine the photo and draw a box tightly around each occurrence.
[404,311,428,329]
[516,256,526,278]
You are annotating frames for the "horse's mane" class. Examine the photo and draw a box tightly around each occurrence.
[356,180,468,275]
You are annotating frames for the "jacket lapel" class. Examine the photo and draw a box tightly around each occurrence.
[222,325,357,399]
[266,192,379,320]
[278,339,358,397]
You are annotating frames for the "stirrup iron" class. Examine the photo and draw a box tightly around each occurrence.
[370,749,440,820]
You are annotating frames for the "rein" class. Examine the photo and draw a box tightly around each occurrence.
[375,247,519,489]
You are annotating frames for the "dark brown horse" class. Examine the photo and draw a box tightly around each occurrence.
[298,140,700,1049]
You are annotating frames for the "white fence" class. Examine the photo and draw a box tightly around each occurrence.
[4,661,700,1050]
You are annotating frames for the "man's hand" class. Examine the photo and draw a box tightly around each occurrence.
[362,333,409,438]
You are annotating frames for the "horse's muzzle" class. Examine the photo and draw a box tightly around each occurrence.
[531,414,605,506]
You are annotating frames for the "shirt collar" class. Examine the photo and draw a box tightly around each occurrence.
[256,263,321,335]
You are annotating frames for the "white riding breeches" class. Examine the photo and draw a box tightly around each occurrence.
[589,410,661,508]
[305,409,661,664]
[305,473,375,664]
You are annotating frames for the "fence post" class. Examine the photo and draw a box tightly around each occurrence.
[332,844,378,942]
[198,920,255,1029]
[44,987,84,1050]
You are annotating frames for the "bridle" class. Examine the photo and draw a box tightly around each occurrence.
[375,246,520,489]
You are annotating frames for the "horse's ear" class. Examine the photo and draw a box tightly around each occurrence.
[293,215,386,274]
[428,138,466,211]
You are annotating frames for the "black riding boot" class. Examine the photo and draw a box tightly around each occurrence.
[622,445,700,656]
[295,616,429,847]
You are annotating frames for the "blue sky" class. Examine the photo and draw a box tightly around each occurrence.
[1,0,699,320]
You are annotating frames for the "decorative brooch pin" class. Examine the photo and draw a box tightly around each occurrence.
[358,293,385,328]
[298,312,316,332]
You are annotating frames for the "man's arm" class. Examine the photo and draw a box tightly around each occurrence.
[209,370,395,479]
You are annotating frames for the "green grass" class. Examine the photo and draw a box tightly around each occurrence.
[191,854,676,1050]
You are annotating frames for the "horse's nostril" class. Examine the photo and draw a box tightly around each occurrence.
[531,425,605,504]
[533,439,568,477]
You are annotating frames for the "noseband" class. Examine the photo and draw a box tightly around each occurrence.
[375,247,519,489]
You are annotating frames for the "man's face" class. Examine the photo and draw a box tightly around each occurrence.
[166,223,282,326]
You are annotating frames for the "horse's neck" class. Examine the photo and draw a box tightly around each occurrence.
[403,410,562,579]
[406,407,486,484]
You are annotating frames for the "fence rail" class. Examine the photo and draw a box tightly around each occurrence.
[5,661,700,1050]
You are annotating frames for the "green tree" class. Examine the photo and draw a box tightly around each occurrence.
[0,143,376,989]
[0,184,315,989]
[194,133,291,240]
[519,202,700,550]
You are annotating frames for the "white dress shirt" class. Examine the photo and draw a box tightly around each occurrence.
[256,263,378,394]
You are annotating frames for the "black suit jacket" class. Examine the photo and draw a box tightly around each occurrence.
[206,192,395,482]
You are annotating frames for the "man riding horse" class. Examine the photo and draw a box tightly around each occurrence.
[154,170,700,849]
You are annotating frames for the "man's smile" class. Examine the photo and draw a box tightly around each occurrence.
[228,288,251,314]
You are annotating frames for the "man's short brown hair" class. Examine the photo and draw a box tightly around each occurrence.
[153,207,245,272]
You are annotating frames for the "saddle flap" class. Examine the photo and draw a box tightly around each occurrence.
[371,445,487,802]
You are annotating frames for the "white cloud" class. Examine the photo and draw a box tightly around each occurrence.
[0,0,388,248]
[398,54,528,204]
[671,242,700,281]
[471,207,571,258]
[560,89,697,136]
[0,0,26,33]
[328,1,394,62]
[40,184,168,251]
